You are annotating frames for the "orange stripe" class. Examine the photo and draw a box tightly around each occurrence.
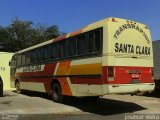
[56,61,71,75]
[57,78,72,96]
[53,28,84,42]
[68,63,102,75]
[53,35,67,42]
[69,29,83,37]
[56,61,72,96]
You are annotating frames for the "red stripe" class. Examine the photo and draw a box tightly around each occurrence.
[70,66,154,85]
[69,29,83,37]
[53,35,67,42]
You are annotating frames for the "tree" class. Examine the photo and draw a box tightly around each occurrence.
[0,26,9,51]
[0,17,64,52]
[44,25,62,40]
[5,18,34,51]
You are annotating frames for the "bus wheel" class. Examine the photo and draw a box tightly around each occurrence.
[51,83,64,103]
[0,78,3,97]
[15,82,21,94]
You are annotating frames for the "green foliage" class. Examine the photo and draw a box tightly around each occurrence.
[0,18,64,52]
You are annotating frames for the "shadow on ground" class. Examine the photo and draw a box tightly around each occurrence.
[19,91,146,116]
[65,97,146,115]
[134,89,160,98]
[145,89,160,98]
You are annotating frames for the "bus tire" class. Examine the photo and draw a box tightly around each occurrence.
[0,78,3,97]
[51,83,64,103]
[15,81,21,94]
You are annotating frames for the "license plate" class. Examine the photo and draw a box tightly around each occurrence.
[131,79,141,84]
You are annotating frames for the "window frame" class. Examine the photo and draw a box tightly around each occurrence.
[17,54,22,66]
[49,43,58,60]
[67,37,77,58]
[76,34,86,56]
[87,28,102,55]
[36,48,43,63]
[21,53,26,65]
[15,27,103,66]
[42,45,50,62]
[57,40,66,59]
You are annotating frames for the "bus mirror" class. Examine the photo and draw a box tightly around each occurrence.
[9,61,11,66]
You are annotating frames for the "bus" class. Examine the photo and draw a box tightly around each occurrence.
[10,17,155,102]
[0,52,14,90]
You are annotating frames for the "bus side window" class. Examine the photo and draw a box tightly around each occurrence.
[26,52,31,64]
[21,53,26,65]
[34,50,38,63]
[67,37,76,57]
[43,46,49,61]
[50,43,57,60]
[87,33,94,53]
[94,30,101,52]
[11,55,17,68]
[36,48,42,62]
[87,29,101,54]
[77,35,86,56]
[30,50,36,63]
[57,40,66,59]
[17,54,22,66]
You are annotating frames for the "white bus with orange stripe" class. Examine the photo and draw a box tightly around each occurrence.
[10,17,155,102]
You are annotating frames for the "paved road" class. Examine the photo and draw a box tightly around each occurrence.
[0,91,159,120]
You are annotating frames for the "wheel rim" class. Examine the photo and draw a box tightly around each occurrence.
[51,83,64,103]
[52,88,59,101]
[16,83,21,93]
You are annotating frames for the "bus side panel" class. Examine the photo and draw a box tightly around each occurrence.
[14,63,57,92]
[53,59,103,96]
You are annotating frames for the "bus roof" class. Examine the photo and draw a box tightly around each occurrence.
[17,17,147,54]
[18,39,53,54]
[0,52,14,54]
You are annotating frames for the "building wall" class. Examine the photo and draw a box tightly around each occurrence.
[0,52,15,90]
[153,40,160,80]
